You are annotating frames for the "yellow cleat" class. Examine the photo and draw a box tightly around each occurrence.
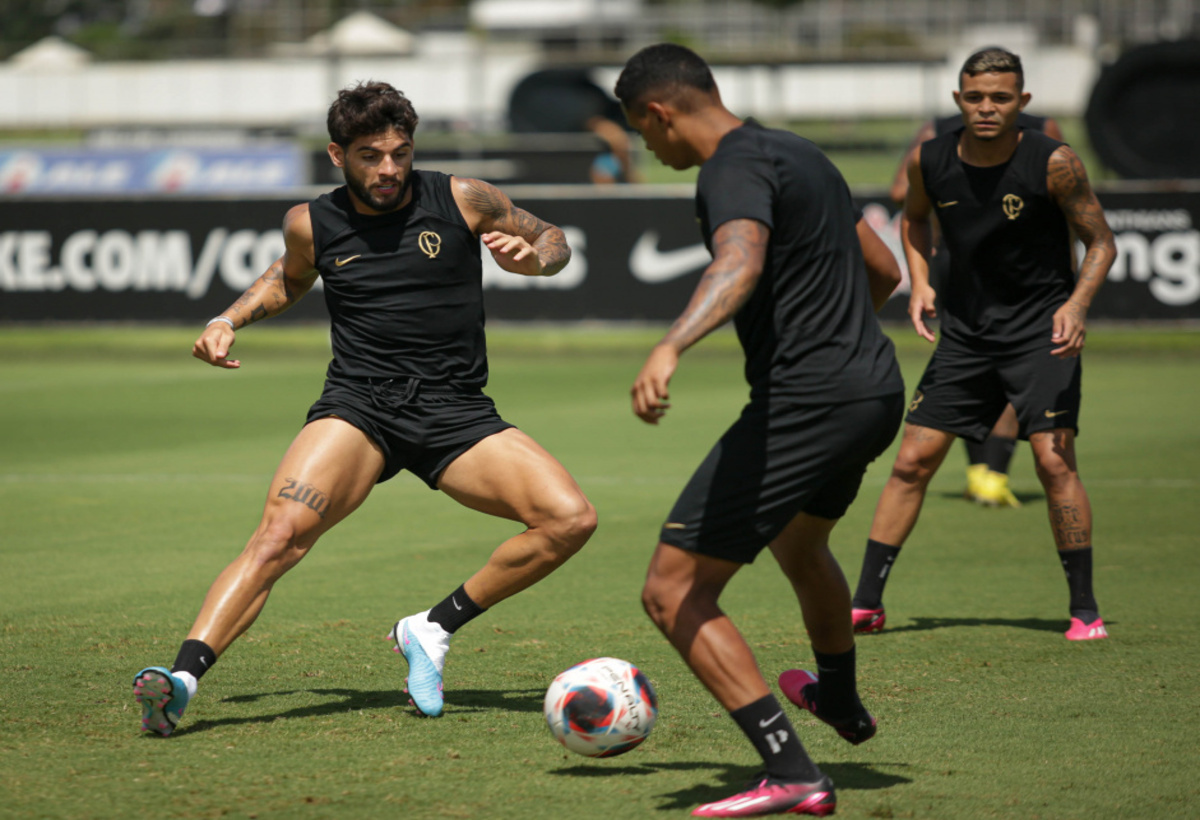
[963,463,988,502]
[974,469,1021,508]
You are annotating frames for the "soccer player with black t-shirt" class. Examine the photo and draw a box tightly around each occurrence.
[132,81,596,736]
[851,47,1116,641]
[891,112,1064,508]
[616,44,905,818]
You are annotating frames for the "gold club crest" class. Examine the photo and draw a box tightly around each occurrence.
[1002,194,1024,220]
[418,231,442,259]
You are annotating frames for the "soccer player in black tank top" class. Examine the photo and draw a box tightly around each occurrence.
[132,82,596,734]
[617,44,906,818]
[852,47,1116,642]
[891,112,1064,507]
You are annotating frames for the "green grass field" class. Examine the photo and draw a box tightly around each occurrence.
[2,324,1198,819]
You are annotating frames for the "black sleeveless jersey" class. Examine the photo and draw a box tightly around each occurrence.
[308,171,488,387]
[695,120,902,403]
[920,128,1073,348]
[935,111,1046,138]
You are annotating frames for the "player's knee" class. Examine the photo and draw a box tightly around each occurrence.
[890,451,936,487]
[246,517,314,573]
[640,575,678,630]
[542,496,597,555]
[1033,453,1074,490]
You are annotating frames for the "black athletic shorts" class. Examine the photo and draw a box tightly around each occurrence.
[906,336,1082,442]
[305,375,514,488]
[660,392,904,564]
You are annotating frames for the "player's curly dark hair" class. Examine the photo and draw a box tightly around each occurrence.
[614,43,716,114]
[326,81,420,147]
[960,47,1025,91]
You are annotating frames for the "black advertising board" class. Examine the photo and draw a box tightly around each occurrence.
[2,188,1198,323]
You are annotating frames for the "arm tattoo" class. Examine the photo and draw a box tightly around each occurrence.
[225,259,307,329]
[1048,147,1115,306]
[460,177,570,274]
[661,219,768,353]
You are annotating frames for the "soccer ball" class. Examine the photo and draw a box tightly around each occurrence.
[543,657,658,758]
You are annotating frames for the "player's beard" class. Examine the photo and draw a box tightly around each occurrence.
[343,167,411,213]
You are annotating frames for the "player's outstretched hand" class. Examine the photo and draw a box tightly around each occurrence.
[908,282,938,343]
[192,322,240,369]
[1051,299,1087,358]
[482,231,544,276]
[631,345,678,425]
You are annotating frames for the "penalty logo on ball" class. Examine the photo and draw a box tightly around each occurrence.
[543,657,658,757]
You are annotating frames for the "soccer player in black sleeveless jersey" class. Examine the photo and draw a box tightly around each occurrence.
[132,82,596,735]
[891,112,1064,509]
[851,48,1116,642]
[616,44,907,818]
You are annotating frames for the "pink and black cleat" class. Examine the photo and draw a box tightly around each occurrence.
[851,607,886,634]
[1065,616,1108,641]
[692,774,836,817]
[778,669,876,745]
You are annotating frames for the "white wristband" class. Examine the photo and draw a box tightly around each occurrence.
[206,316,235,331]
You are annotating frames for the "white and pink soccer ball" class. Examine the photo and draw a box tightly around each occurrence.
[544,657,658,758]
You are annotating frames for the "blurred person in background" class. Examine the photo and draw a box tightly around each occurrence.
[890,106,1064,508]
[851,47,1115,642]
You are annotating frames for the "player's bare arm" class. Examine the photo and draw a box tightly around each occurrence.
[890,120,936,206]
[192,204,320,369]
[900,148,938,342]
[631,218,768,424]
[857,217,902,312]
[1047,145,1116,357]
[453,177,571,277]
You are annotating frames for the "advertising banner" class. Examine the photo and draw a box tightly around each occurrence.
[1,188,1197,323]
[0,147,305,195]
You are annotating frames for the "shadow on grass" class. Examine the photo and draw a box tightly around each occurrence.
[549,760,911,810]
[873,616,1111,635]
[180,686,544,734]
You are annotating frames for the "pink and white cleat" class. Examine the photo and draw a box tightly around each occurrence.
[692,774,836,817]
[1065,616,1108,641]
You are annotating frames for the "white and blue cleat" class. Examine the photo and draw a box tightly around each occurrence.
[133,666,189,737]
[390,613,450,717]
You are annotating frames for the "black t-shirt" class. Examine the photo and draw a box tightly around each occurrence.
[695,120,902,402]
[308,170,489,387]
[919,129,1073,348]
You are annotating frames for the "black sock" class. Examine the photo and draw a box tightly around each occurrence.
[427,584,486,634]
[1059,548,1099,621]
[964,438,987,465]
[171,639,217,680]
[812,646,864,719]
[730,694,821,782]
[983,436,1017,474]
[852,539,901,610]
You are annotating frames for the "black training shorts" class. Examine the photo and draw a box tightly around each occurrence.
[660,392,904,564]
[905,336,1082,442]
[305,375,514,488]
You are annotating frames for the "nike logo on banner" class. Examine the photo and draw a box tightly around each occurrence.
[759,711,784,728]
[1044,409,1070,418]
[335,255,361,266]
[452,596,463,611]
[629,231,710,283]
